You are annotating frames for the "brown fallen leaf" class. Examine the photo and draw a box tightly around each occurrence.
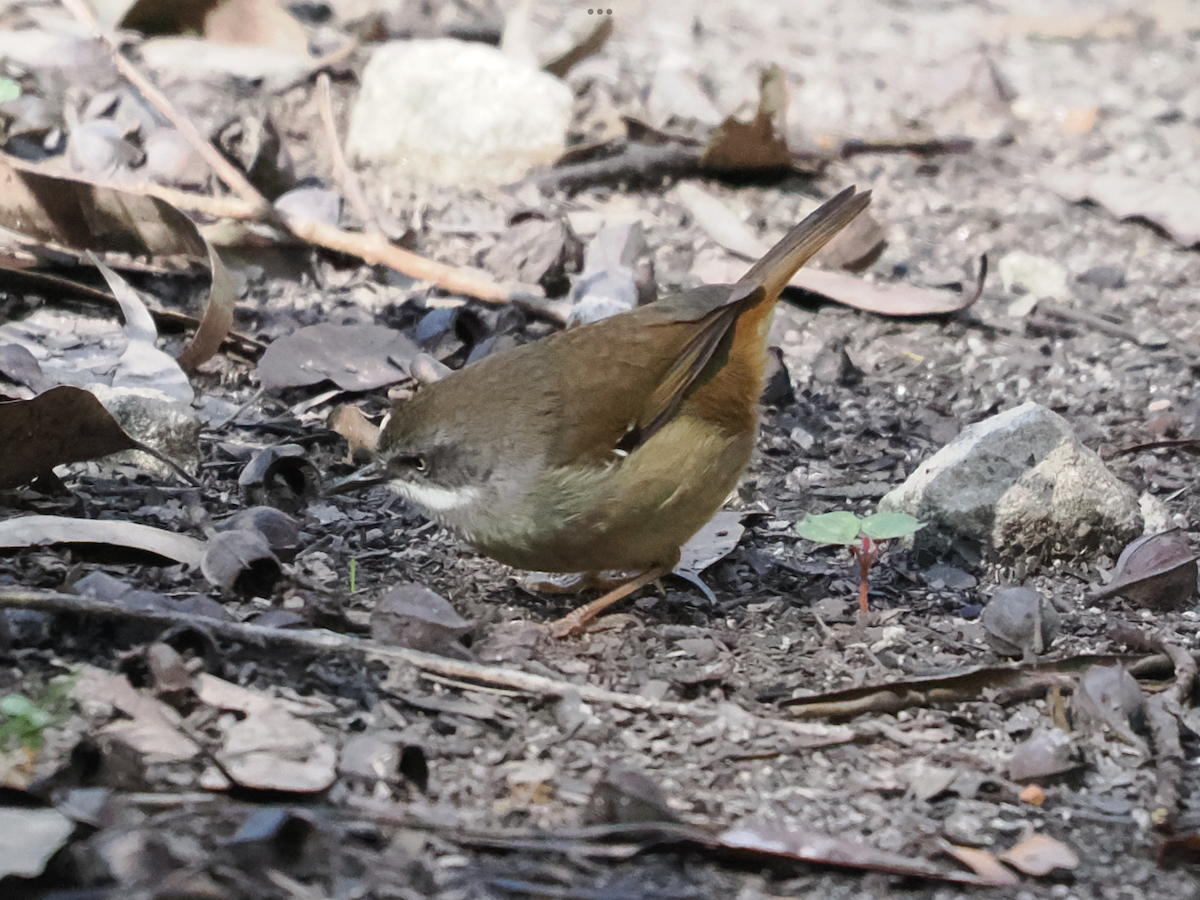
[202,0,309,53]
[701,64,792,173]
[0,515,206,566]
[1042,166,1200,248]
[939,842,1019,887]
[813,208,887,272]
[370,582,473,656]
[257,323,420,391]
[0,152,236,370]
[674,182,766,259]
[999,834,1080,876]
[328,405,380,461]
[197,673,338,793]
[0,386,138,488]
[1091,529,1198,611]
[791,268,981,316]
[718,820,1009,886]
[1069,663,1146,745]
[681,192,975,317]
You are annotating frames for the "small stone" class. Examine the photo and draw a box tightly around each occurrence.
[998,251,1070,303]
[1077,265,1125,289]
[881,402,1142,564]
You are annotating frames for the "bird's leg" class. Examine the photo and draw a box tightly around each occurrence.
[547,566,669,638]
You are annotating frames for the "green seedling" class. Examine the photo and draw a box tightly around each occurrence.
[349,557,358,594]
[0,693,54,752]
[795,510,924,613]
[0,676,74,753]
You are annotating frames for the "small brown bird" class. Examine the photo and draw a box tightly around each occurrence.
[378,187,871,635]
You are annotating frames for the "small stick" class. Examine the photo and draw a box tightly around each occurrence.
[277,211,516,303]
[60,0,273,219]
[0,588,704,717]
[315,72,378,234]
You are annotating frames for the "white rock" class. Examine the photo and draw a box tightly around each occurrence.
[998,251,1070,313]
[347,39,573,187]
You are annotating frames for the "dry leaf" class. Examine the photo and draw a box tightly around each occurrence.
[198,674,338,792]
[675,182,765,259]
[0,514,206,566]
[701,65,792,172]
[257,324,420,391]
[87,253,194,400]
[1070,664,1146,745]
[0,809,75,879]
[371,582,473,656]
[1042,167,1200,248]
[204,0,308,54]
[940,842,1019,886]
[675,510,744,578]
[328,404,380,461]
[0,152,236,370]
[791,268,980,316]
[0,386,138,488]
[718,819,1008,886]
[813,209,886,272]
[999,834,1080,876]
[1091,529,1198,610]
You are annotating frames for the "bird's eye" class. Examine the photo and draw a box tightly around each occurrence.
[390,455,428,475]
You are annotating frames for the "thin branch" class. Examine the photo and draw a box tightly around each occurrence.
[60,0,273,219]
[277,210,518,304]
[0,589,704,717]
[1147,640,1196,829]
[315,72,378,234]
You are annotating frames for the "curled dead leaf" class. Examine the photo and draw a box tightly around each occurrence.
[1091,529,1198,611]
[0,152,236,370]
[0,386,138,488]
[0,515,206,566]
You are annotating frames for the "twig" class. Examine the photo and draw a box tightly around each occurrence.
[129,438,203,487]
[276,210,517,304]
[1146,640,1195,830]
[527,142,703,194]
[840,137,974,158]
[0,589,705,717]
[60,0,273,220]
[315,72,378,234]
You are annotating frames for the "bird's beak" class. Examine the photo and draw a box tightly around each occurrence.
[325,460,388,495]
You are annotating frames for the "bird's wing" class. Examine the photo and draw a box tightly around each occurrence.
[632,186,872,445]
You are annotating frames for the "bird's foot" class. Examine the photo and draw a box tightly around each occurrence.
[547,567,668,638]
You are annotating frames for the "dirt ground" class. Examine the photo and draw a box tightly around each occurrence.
[4,0,1200,898]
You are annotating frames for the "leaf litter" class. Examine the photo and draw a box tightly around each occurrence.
[0,0,1199,897]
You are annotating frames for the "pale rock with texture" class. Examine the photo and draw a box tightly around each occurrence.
[998,251,1069,316]
[993,439,1142,559]
[881,401,1141,562]
[347,39,573,187]
[91,385,202,477]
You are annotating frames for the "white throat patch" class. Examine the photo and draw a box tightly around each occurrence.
[388,479,481,514]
